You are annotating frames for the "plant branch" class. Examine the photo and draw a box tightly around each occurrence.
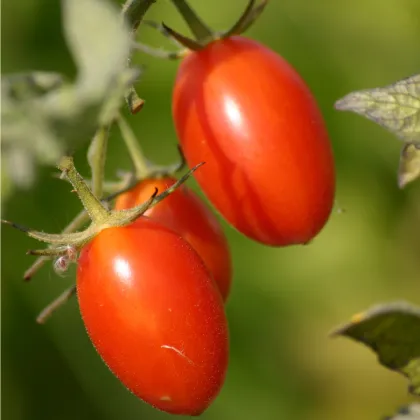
[169,0,213,42]
[161,24,204,50]
[23,210,89,281]
[133,42,187,60]
[122,0,156,33]
[143,20,184,47]
[87,126,109,198]
[36,285,77,324]
[58,156,109,225]
[121,0,157,113]
[117,114,150,178]
[230,0,268,35]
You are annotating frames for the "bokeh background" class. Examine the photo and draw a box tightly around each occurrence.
[2,0,420,419]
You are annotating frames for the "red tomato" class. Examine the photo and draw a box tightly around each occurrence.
[172,36,335,246]
[114,177,232,301]
[77,218,229,415]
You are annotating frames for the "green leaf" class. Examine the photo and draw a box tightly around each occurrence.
[335,74,420,143]
[385,404,420,420]
[398,143,420,188]
[331,301,420,396]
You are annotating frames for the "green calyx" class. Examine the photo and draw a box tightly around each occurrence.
[2,156,204,258]
[21,114,186,282]
[133,0,269,59]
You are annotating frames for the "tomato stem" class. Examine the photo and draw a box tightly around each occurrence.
[122,0,156,113]
[5,161,204,272]
[222,0,268,38]
[27,246,73,257]
[143,20,184,47]
[59,156,110,225]
[169,0,214,43]
[105,162,205,227]
[36,285,77,324]
[87,126,109,199]
[133,42,188,60]
[161,24,204,51]
[132,20,190,60]
[122,0,156,32]
[23,210,89,281]
[146,145,187,179]
[117,114,150,179]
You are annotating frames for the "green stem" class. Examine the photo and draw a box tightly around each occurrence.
[133,41,187,60]
[106,162,204,226]
[23,210,89,281]
[122,0,156,32]
[228,0,269,35]
[160,24,203,51]
[118,114,149,179]
[223,0,259,37]
[27,246,72,257]
[58,157,109,225]
[170,0,214,42]
[143,20,184,47]
[87,127,109,198]
[36,285,77,324]
[122,0,156,113]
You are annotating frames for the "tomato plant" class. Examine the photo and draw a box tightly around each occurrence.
[115,177,232,301]
[77,218,229,415]
[4,0,363,416]
[172,36,335,246]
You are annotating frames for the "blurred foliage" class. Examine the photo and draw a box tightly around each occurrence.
[2,1,420,420]
[385,404,420,420]
[399,144,420,188]
[1,0,135,198]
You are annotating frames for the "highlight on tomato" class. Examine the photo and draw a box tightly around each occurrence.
[172,35,335,246]
[77,218,229,415]
[115,176,232,301]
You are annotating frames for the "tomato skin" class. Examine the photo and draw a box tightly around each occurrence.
[172,36,335,246]
[76,219,229,415]
[114,177,232,301]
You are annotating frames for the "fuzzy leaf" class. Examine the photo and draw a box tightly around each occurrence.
[398,143,420,188]
[1,71,65,100]
[331,301,420,396]
[1,0,135,194]
[335,74,420,143]
[62,0,131,96]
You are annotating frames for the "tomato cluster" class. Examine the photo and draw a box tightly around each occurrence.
[8,1,336,417]
[76,31,335,413]
[77,37,335,417]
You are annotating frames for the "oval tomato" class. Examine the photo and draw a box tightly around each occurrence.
[114,177,232,301]
[172,36,335,246]
[77,218,229,415]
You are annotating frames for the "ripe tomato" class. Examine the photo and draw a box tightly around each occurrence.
[114,177,232,301]
[172,36,335,246]
[77,218,229,415]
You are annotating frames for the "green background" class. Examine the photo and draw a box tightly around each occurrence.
[2,0,420,419]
